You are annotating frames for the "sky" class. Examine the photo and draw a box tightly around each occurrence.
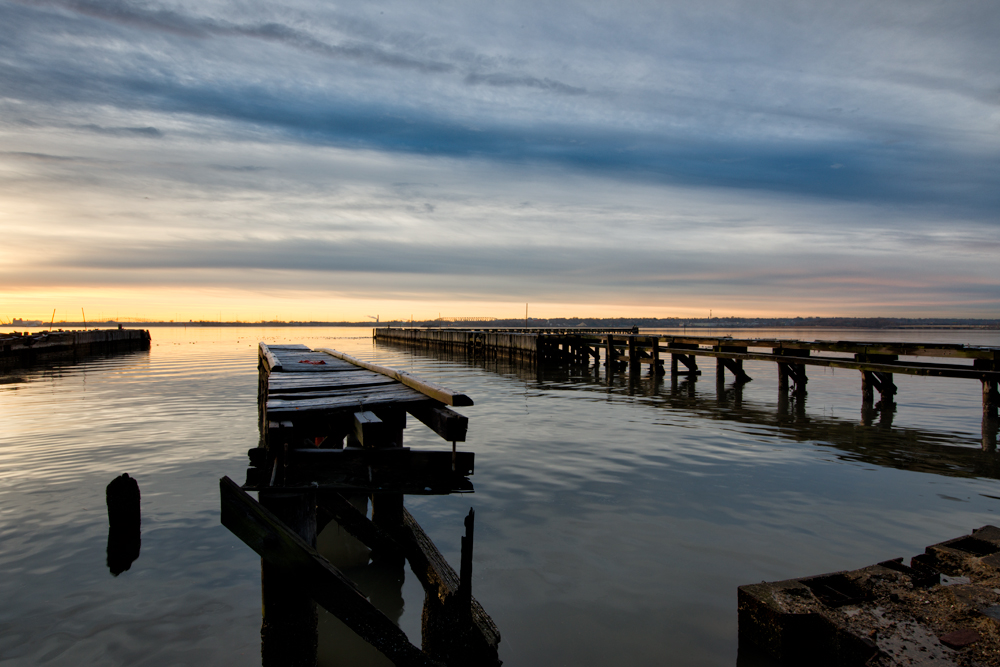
[1,0,998,322]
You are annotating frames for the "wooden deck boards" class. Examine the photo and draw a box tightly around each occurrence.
[260,343,432,419]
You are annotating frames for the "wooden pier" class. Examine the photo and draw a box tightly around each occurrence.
[375,328,1000,423]
[221,343,500,667]
[0,328,150,370]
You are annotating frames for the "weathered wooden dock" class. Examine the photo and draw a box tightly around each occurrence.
[221,343,500,666]
[0,328,150,370]
[375,328,1000,423]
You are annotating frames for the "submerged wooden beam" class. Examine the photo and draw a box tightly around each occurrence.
[399,508,501,666]
[219,477,442,667]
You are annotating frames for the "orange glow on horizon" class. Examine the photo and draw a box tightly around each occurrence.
[2,285,994,323]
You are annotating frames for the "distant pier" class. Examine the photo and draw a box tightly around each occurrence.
[0,328,151,370]
[375,328,1000,425]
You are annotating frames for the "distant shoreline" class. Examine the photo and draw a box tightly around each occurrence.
[5,319,1000,331]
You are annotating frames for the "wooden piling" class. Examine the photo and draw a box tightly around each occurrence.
[984,379,999,421]
[259,489,318,667]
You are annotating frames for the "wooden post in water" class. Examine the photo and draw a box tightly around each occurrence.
[628,336,639,378]
[651,337,661,376]
[778,363,789,393]
[259,489,318,667]
[459,508,474,626]
[862,370,875,407]
[984,379,999,422]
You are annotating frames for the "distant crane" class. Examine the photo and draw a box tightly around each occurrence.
[366,315,379,323]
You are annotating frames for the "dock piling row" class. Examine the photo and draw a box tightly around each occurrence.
[375,328,1000,431]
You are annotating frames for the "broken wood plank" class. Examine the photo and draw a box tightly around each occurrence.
[219,476,442,667]
[397,508,501,665]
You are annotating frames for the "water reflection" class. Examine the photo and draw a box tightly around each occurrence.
[105,473,141,576]
[381,343,1000,483]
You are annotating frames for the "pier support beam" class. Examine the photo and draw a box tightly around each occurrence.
[651,338,663,376]
[259,489,318,667]
[716,357,751,384]
[984,378,999,422]
[777,362,807,394]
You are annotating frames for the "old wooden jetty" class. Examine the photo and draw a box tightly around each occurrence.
[0,328,150,370]
[739,525,1000,666]
[220,343,500,667]
[375,328,1000,423]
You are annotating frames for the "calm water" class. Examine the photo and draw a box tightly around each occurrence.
[1,326,999,666]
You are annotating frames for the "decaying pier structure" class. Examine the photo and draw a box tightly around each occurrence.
[0,328,150,370]
[375,328,1000,426]
[220,343,500,667]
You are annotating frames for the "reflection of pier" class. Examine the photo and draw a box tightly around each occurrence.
[377,341,1000,483]
[220,343,501,666]
[376,329,1000,435]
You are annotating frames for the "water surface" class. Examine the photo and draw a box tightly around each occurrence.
[1,326,998,666]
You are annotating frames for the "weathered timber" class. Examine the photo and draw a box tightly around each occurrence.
[251,449,475,493]
[316,491,402,560]
[259,489,318,667]
[317,348,473,407]
[985,379,1000,421]
[266,387,432,416]
[398,508,501,666]
[406,404,469,442]
[0,328,150,370]
[219,477,442,667]
[354,410,389,448]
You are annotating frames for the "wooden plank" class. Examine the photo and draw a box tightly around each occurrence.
[316,491,402,558]
[218,477,442,667]
[268,371,394,389]
[406,404,469,442]
[285,448,474,475]
[266,387,431,415]
[317,348,474,407]
[268,382,401,401]
[259,342,282,372]
[354,411,388,447]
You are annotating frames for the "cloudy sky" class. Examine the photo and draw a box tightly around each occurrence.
[1,0,998,321]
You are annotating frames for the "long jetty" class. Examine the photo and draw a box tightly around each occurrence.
[0,328,151,370]
[375,328,1000,421]
[221,343,501,667]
